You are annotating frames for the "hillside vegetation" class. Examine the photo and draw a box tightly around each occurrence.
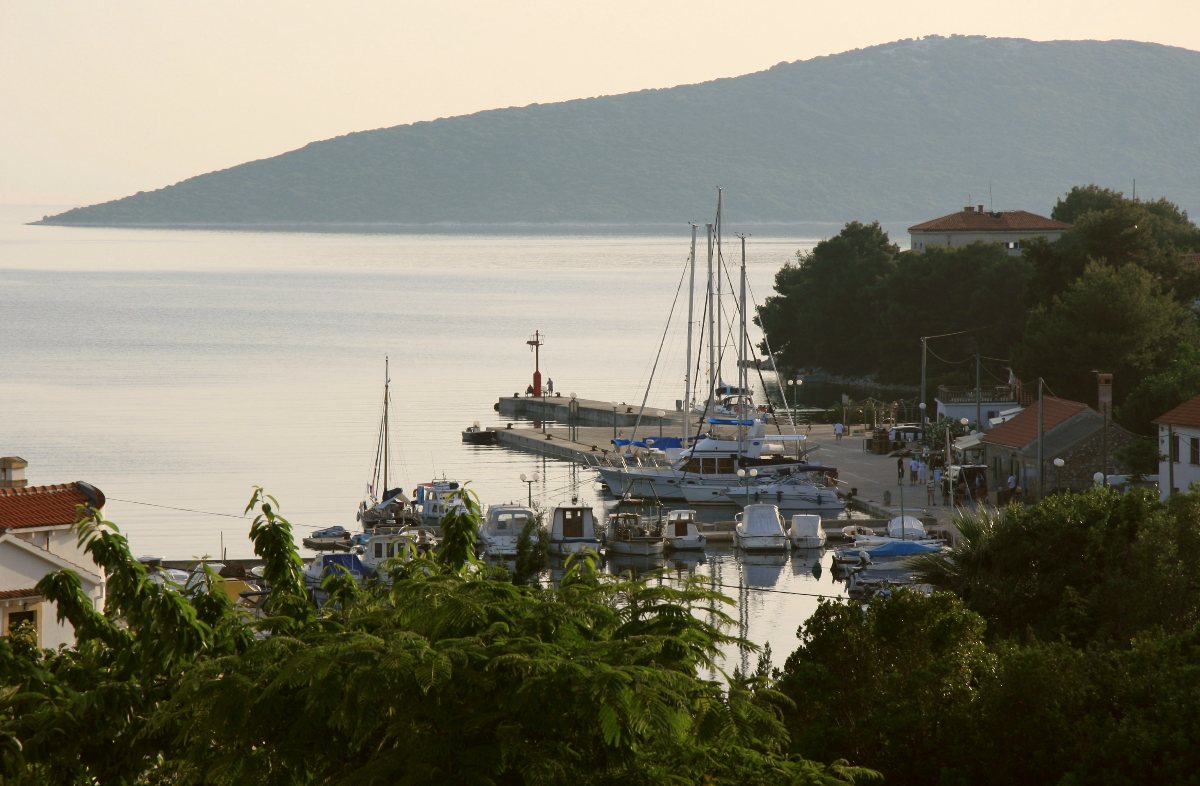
[40,36,1200,229]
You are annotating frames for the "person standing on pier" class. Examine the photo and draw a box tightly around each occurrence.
[834,422,844,441]
[547,378,554,395]
[897,456,904,485]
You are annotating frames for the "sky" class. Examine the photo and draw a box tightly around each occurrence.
[4,0,1200,207]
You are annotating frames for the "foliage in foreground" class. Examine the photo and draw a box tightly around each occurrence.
[0,489,873,786]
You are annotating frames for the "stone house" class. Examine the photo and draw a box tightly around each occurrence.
[0,457,106,648]
[1155,394,1200,500]
[909,205,1070,255]
[979,396,1140,500]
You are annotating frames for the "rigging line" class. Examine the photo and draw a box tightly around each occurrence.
[925,346,976,365]
[107,497,248,520]
[922,328,980,340]
[628,251,692,440]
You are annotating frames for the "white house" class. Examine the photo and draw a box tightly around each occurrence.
[1155,395,1200,501]
[0,459,106,649]
[909,206,1071,255]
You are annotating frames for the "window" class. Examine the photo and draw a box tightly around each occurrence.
[1191,437,1199,466]
[562,509,584,538]
[6,609,37,637]
[1172,434,1181,462]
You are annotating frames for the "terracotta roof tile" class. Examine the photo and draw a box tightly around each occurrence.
[1155,394,1200,428]
[909,209,1071,233]
[0,483,105,531]
[0,588,40,601]
[981,397,1090,449]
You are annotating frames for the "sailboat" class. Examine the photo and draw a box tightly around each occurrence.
[356,357,418,532]
[591,194,816,500]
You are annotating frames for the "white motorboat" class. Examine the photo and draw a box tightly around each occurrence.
[733,504,791,552]
[787,514,827,549]
[414,477,468,531]
[721,472,845,514]
[303,552,367,589]
[602,512,665,557]
[479,503,537,558]
[853,515,943,548]
[547,502,602,556]
[661,509,706,551]
[358,527,435,576]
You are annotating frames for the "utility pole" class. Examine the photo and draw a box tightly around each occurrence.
[975,352,982,429]
[1036,377,1044,500]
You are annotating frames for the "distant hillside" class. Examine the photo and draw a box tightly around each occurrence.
[38,36,1200,230]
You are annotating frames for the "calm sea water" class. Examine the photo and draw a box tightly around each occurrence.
[1,204,848,665]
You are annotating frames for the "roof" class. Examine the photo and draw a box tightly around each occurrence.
[1155,394,1200,428]
[0,588,39,601]
[981,397,1090,450]
[909,208,1071,233]
[0,482,105,531]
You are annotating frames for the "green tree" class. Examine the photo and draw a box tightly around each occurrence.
[756,221,898,376]
[775,590,991,785]
[1013,261,1200,405]
[1116,342,1200,435]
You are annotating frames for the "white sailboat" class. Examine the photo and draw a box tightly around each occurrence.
[356,357,418,532]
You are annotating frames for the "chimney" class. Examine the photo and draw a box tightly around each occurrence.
[1097,373,1113,417]
[963,206,973,213]
[978,204,985,213]
[0,457,29,489]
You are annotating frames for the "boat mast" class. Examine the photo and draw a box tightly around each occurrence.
[383,355,390,495]
[715,188,723,389]
[738,233,748,451]
[685,223,697,443]
[706,222,716,414]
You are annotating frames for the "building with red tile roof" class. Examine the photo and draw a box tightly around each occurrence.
[909,205,1071,255]
[0,463,105,649]
[1155,394,1200,501]
[980,396,1139,499]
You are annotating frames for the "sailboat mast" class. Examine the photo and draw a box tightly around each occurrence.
[383,355,390,494]
[715,188,723,389]
[705,222,716,412]
[685,223,697,443]
[738,234,748,450]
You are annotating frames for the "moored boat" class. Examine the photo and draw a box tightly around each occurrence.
[548,501,602,556]
[661,509,706,551]
[787,513,827,549]
[602,511,665,556]
[302,525,353,552]
[733,504,790,552]
[479,503,538,558]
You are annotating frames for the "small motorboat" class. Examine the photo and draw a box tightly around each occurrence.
[547,501,602,556]
[303,552,367,589]
[787,513,827,549]
[733,504,790,552]
[302,525,353,552]
[479,503,538,557]
[662,509,706,551]
[602,512,665,557]
[462,422,497,444]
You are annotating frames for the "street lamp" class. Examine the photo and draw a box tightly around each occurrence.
[569,392,578,441]
[656,409,666,438]
[1093,471,1105,486]
[520,472,540,506]
[1053,457,1064,492]
[918,402,927,443]
[611,401,620,443]
[737,467,758,505]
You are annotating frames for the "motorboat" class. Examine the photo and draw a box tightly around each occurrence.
[853,515,943,548]
[303,552,367,589]
[479,503,537,558]
[733,504,790,552]
[787,513,827,549]
[602,512,665,557]
[358,527,435,576]
[461,422,497,444]
[302,525,353,552]
[414,478,468,531]
[661,509,706,551]
[547,501,602,556]
[720,471,844,514]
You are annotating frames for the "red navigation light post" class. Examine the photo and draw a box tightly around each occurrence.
[527,330,544,397]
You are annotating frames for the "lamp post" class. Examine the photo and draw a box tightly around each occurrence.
[918,402,927,444]
[611,401,619,443]
[520,472,539,506]
[656,409,666,439]
[737,467,758,506]
[1093,471,1105,486]
[958,418,969,503]
[1053,457,1064,493]
[568,392,578,441]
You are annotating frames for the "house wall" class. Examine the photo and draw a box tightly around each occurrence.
[1159,424,1200,500]
[936,401,1017,429]
[1,597,77,650]
[910,229,1067,255]
[1,532,105,649]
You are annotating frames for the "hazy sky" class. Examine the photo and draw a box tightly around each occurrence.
[4,0,1199,206]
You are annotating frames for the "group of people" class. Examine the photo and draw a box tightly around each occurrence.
[896,454,952,506]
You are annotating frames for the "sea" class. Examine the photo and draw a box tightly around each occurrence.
[1,204,857,670]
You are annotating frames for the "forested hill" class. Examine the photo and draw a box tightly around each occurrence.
[39,36,1200,230]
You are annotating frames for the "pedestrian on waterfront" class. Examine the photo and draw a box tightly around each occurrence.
[926,478,935,505]
[896,456,904,485]
[834,422,844,441]
[918,458,929,485]
[909,458,919,485]
[547,378,554,395]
